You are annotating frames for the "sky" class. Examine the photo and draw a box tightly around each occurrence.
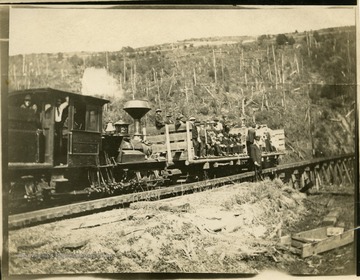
[9,6,356,55]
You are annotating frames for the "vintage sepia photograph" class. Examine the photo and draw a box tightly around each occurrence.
[3,5,357,277]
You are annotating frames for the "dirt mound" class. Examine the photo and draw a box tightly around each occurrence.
[9,179,308,274]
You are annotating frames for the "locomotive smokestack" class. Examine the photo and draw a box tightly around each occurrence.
[123,100,151,140]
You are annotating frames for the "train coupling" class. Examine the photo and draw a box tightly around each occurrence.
[161,169,182,183]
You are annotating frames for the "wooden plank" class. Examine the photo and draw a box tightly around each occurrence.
[280,235,291,245]
[292,236,325,243]
[301,229,354,258]
[323,217,337,226]
[335,162,343,185]
[186,121,194,161]
[72,131,101,143]
[170,141,188,151]
[342,161,353,184]
[321,165,330,184]
[293,227,328,240]
[73,143,98,154]
[150,143,167,153]
[147,134,166,144]
[165,124,173,165]
[291,174,298,189]
[169,132,188,142]
[315,170,320,190]
[329,163,338,184]
[150,141,188,153]
[327,227,344,236]
[291,239,307,249]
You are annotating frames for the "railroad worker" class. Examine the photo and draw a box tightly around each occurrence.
[246,123,256,156]
[251,135,263,181]
[210,121,217,132]
[155,109,165,130]
[235,133,243,154]
[207,130,216,156]
[21,94,38,113]
[229,134,237,155]
[213,118,223,134]
[189,117,200,158]
[63,107,82,133]
[206,120,215,131]
[221,115,230,134]
[198,122,207,158]
[175,115,186,131]
[54,96,69,165]
[222,134,231,155]
[211,133,221,156]
[264,131,276,153]
[164,113,174,125]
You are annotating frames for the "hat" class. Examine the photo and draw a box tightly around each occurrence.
[209,120,215,124]
[255,135,261,141]
[214,118,219,122]
[194,120,200,125]
[189,117,196,121]
[166,114,172,117]
[176,115,184,120]
[24,94,31,101]
[218,133,224,137]
[156,109,162,113]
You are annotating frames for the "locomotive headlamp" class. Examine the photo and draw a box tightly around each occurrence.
[114,120,130,136]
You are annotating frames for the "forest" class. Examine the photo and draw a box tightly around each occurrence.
[8,26,356,161]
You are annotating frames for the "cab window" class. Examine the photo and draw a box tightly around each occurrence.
[86,105,100,132]
[73,102,86,130]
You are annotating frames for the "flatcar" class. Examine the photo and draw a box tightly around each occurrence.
[7,88,285,211]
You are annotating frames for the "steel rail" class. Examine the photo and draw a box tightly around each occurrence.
[8,154,355,229]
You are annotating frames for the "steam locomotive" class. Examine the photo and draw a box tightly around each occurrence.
[7,88,285,210]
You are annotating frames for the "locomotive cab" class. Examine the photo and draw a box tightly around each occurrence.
[8,88,109,168]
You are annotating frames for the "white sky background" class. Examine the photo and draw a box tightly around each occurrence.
[9,6,356,55]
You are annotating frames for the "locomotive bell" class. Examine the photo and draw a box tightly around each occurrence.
[123,100,151,140]
[105,122,115,134]
[114,119,130,136]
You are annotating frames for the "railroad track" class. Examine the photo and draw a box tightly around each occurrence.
[8,154,355,229]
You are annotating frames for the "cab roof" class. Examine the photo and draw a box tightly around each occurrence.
[9,87,110,105]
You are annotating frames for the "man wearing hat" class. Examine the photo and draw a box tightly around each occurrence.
[246,123,256,156]
[155,109,165,130]
[21,94,37,113]
[213,118,223,134]
[164,113,174,125]
[221,115,230,134]
[251,135,263,181]
[54,96,69,165]
[175,115,185,131]
[198,122,207,158]
[189,117,200,158]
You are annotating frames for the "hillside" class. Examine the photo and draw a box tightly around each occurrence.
[8,26,356,161]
